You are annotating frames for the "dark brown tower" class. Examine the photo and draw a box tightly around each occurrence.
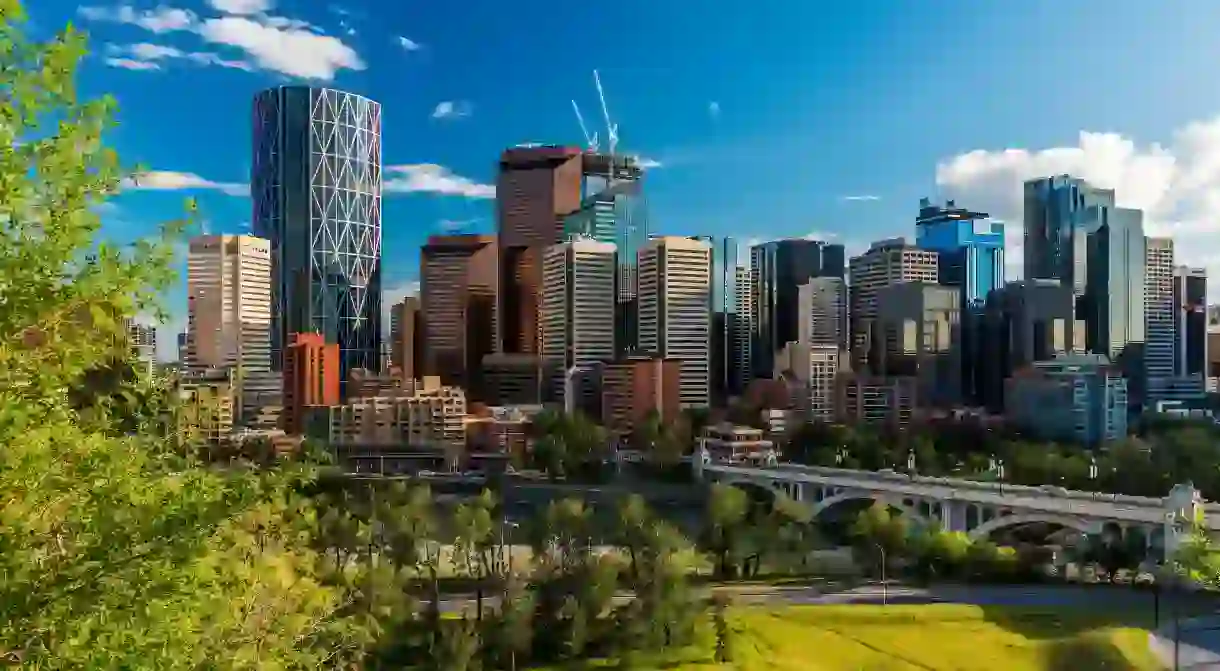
[496,146,585,354]
[420,234,498,393]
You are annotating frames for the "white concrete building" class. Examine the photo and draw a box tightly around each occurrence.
[733,264,753,392]
[541,239,617,368]
[639,236,712,408]
[1145,237,1176,403]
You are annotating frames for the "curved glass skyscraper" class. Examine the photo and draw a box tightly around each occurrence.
[251,86,382,384]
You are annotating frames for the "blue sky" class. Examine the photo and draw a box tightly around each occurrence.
[34,0,1220,358]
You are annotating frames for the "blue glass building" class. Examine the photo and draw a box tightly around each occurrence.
[1022,175,1115,291]
[915,198,1005,308]
[915,198,1004,404]
[251,86,383,386]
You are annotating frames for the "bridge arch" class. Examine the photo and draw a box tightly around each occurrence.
[968,512,1094,541]
[809,491,932,527]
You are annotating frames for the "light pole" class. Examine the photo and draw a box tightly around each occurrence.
[875,542,888,605]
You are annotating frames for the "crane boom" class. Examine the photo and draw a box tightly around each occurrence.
[592,69,619,155]
[570,99,597,151]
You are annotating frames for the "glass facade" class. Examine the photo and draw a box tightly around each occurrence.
[1023,175,1115,292]
[749,239,845,377]
[914,198,1005,309]
[1082,205,1146,392]
[251,86,383,386]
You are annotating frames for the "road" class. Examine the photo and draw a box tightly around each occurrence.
[436,582,1177,614]
[1150,617,1220,669]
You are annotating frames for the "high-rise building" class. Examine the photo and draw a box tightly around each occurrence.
[797,277,847,349]
[420,234,497,392]
[750,239,846,377]
[251,86,382,387]
[874,282,962,407]
[915,198,1004,403]
[1023,175,1115,290]
[496,146,586,355]
[847,239,939,370]
[638,236,712,408]
[731,265,753,394]
[389,297,421,379]
[1145,238,1176,402]
[185,234,278,415]
[1080,205,1146,390]
[915,198,1005,306]
[693,236,739,403]
[541,239,617,370]
[1175,266,1208,376]
[982,280,1084,411]
[602,357,682,441]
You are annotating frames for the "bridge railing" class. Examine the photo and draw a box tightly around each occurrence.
[708,462,1182,509]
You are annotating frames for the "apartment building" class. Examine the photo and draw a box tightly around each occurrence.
[316,377,467,448]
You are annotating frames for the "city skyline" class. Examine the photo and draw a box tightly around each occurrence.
[44,0,1220,358]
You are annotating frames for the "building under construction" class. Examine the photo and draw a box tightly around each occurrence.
[496,145,649,359]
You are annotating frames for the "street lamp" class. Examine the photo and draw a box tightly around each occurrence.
[875,542,888,606]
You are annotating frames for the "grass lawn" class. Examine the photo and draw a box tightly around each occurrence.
[538,604,1164,670]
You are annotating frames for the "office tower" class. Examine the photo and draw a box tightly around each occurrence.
[185,234,279,415]
[176,332,187,363]
[1081,206,1146,392]
[638,236,712,408]
[282,332,340,435]
[732,265,753,393]
[1144,238,1176,402]
[185,235,273,371]
[749,239,846,377]
[915,198,1004,404]
[1023,175,1115,290]
[1174,265,1208,390]
[797,277,847,349]
[874,282,962,407]
[541,239,617,369]
[389,297,421,379]
[915,199,1005,306]
[847,239,939,370]
[497,147,634,356]
[982,280,1083,411]
[420,234,497,392]
[251,86,382,387]
[693,236,739,403]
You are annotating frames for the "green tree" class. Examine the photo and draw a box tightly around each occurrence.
[704,483,749,579]
[849,503,908,577]
[0,5,367,666]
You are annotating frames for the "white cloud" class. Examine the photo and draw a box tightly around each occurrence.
[105,57,162,70]
[635,156,662,170]
[78,4,363,80]
[803,230,840,241]
[103,42,253,72]
[196,16,363,80]
[123,170,248,196]
[384,164,495,199]
[935,122,1220,288]
[78,5,197,33]
[708,101,720,119]
[206,0,273,15]
[841,194,881,202]
[431,100,472,120]
[397,35,422,51]
[437,218,478,232]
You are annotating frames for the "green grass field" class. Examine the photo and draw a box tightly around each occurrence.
[539,604,1163,670]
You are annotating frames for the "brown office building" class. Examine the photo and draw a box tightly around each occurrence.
[389,296,421,378]
[282,332,340,434]
[602,357,682,441]
[420,234,497,392]
[496,146,586,354]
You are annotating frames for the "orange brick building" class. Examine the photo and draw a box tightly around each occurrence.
[282,332,339,434]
